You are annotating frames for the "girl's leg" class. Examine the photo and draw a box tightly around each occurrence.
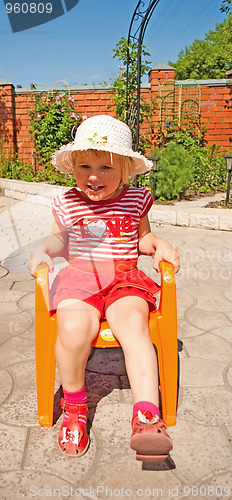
[55,299,101,457]
[105,296,159,405]
[106,295,172,461]
[55,298,101,392]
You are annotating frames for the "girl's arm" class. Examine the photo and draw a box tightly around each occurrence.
[27,220,68,277]
[138,215,180,274]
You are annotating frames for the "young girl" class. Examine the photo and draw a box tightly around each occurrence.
[28,115,180,461]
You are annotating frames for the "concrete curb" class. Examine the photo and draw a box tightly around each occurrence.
[1,178,232,231]
[0,178,67,207]
[150,205,232,231]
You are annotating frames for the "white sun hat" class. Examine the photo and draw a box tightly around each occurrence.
[51,114,153,174]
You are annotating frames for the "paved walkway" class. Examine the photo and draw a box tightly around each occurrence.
[0,194,232,500]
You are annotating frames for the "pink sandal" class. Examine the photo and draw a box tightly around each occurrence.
[130,410,173,462]
[58,398,89,457]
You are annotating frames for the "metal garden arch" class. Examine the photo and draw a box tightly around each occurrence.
[126,0,160,150]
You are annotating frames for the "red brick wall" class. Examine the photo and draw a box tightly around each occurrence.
[149,68,232,149]
[200,85,232,148]
[72,91,115,117]
[15,92,35,162]
[0,84,17,155]
[4,86,154,166]
[1,68,231,168]
[149,68,176,142]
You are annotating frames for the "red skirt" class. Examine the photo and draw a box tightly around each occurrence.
[50,259,160,318]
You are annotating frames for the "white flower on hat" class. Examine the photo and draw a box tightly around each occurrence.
[88,132,107,145]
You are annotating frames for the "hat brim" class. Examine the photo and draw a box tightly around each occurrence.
[51,141,153,175]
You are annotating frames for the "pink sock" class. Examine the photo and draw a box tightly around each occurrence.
[133,401,160,418]
[62,386,87,425]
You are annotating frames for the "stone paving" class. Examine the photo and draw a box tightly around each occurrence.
[0,194,232,500]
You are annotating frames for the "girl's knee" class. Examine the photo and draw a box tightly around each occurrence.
[126,310,147,329]
[107,300,149,329]
[57,309,100,350]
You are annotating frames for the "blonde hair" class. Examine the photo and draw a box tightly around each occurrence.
[72,149,135,185]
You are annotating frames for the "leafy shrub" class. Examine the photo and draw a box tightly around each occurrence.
[34,168,76,186]
[189,144,227,192]
[155,142,194,200]
[153,115,228,198]
[157,114,207,149]
[30,89,80,168]
[0,140,35,181]
[0,137,76,186]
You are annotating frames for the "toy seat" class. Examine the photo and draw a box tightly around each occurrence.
[35,261,178,428]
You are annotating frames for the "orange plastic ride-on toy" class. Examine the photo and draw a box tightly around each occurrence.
[35,261,178,428]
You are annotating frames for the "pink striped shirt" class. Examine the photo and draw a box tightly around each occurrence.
[52,186,153,262]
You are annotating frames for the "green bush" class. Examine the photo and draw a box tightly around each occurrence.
[30,90,80,168]
[0,141,35,181]
[157,117,207,150]
[0,138,76,186]
[155,113,228,198]
[34,168,76,186]
[154,142,194,200]
[188,144,227,192]
[150,142,227,200]
[1,158,35,181]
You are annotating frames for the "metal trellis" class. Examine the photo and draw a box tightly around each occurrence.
[126,0,160,151]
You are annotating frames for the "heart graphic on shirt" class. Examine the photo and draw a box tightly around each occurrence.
[87,220,107,238]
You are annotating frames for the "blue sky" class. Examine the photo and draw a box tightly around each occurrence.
[0,0,227,88]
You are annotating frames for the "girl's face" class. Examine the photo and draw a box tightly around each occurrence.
[73,151,122,201]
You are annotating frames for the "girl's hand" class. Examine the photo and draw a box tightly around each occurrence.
[153,239,180,274]
[27,249,54,278]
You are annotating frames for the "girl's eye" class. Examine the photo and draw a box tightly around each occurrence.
[80,165,90,169]
[101,165,111,171]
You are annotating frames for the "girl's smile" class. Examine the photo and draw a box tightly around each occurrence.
[73,151,122,201]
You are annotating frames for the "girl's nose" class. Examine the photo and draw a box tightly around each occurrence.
[89,172,100,181]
